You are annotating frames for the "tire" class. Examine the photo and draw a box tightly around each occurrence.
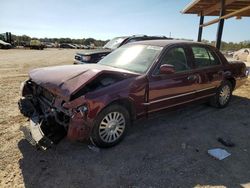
[90,104,130,148]
[209,80,233,108]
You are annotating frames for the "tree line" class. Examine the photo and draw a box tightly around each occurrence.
[3,34,250,50]
[9,34,109,47]
[201,40,250,51]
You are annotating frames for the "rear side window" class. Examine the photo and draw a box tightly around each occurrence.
[192,46,220,68]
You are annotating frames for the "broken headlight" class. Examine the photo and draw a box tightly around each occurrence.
[76,105,88,116]
[62,101,88,117]
[20,81,25,96]
[20,79,31,96]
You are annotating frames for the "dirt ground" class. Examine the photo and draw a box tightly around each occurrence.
[0,48,250,188]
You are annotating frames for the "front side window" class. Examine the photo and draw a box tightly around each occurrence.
[192,46,220,68]
[155,47,190,74]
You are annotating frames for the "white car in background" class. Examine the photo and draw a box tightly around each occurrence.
[233,48,250,62]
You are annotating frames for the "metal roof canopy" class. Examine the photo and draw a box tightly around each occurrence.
[182,0,250,49]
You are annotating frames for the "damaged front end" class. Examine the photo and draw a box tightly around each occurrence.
[18,68,129,150]
[18,80,89,150]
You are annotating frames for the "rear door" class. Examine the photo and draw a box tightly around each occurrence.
[189,45,224,98]
[147,45,201,113]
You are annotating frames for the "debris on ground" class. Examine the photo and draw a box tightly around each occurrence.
[181,143,187,149]
[88,145,100,152]
[217,137,235,147]
[195,148,199,152]
[241,122,248,126]
[208,148,231,160]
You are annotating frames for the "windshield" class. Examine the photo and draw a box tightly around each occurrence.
[103,37,127,50]
[98,44,163,73]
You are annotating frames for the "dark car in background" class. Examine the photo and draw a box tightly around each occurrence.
[60,43,77,49]
[19,40,248,149]
[74,35,169,64]
[0,39,12,49]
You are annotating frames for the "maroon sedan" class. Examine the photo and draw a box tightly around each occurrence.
[19,40,248,149]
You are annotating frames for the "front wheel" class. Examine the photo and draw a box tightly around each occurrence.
[210,80,232,108]
[90,105,130,148]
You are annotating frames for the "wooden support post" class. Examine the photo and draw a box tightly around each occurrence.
[216,0,225,49]
[197,14,204,42]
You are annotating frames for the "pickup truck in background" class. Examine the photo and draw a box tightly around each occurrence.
[74,35,169,64]
[30,40,44,50]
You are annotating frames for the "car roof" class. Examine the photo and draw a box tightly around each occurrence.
[130,35,168,39]
[129,39,209,47]
[118,35,168,40]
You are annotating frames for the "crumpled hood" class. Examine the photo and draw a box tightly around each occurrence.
[29,64,136,100]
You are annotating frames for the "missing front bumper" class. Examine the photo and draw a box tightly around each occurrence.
[22,116,54,150]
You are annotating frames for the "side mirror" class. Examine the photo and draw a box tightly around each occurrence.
[160,64,175,74]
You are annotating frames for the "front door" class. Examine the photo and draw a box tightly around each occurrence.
[147,45,200,113]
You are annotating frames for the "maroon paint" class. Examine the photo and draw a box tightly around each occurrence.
[25,41,248,141]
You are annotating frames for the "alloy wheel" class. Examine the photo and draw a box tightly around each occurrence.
[219,85,231,105]
[98,112,126,143]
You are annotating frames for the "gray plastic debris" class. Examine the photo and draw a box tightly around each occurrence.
[208,148,231,160]
[88,145,100,152]
[181,143,187,149]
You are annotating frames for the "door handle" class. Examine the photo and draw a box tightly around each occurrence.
[218,71,231,77]
[187,74,198,81]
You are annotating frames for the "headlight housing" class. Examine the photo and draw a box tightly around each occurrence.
[63,101,88,117]
[82,55,91,62]
[73,105,88,117]
[20,79,29,96]
[20,81,25,96]
[77,105,88,114]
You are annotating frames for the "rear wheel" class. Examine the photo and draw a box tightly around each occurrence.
[90,105,130,148]
[210,80,232,108]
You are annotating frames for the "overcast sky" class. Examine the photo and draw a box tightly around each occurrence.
[0,0,249,42]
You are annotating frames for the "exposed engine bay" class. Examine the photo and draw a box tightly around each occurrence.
[71,73,124,100]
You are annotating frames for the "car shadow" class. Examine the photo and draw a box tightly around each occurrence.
[18,95,250,188]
